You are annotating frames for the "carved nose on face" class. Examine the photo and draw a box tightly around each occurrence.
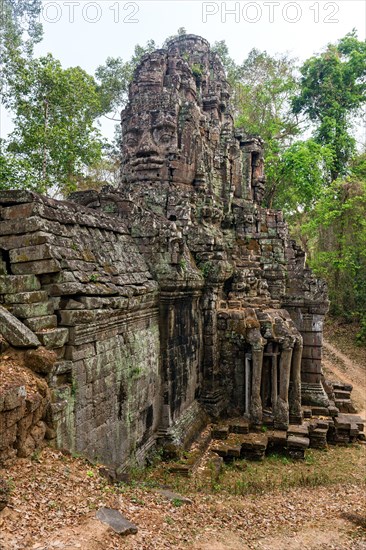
[136,132,159,158]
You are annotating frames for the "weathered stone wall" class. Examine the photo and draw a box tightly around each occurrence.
[0,190,161,466]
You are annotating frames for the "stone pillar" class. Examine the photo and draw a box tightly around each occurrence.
[299,313,329,406]
[271,354,278,410]
[250,345,264,425]
[245,353,252,415]
[274,346,293,429]
[300,314,323,384]
[289,342,303,424]
[201,285,225,415]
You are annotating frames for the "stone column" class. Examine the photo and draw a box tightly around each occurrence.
[245,353,252,415]
[271,354,278,410]
[289,341,303,424]
[274,345,293,429]
[250,344,264,426]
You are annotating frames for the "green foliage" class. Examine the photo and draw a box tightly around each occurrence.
[233,48,300,207]
[211,40,241,87]
[95,56,133,115]
[191,63,202,77]
[293,30,366,180]
[302,157,366,336]
[1,53,104,195]
[0,0,43,97]
[273,139,334,215]
[95,40,156,116]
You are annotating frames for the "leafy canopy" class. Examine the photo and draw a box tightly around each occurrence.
[293,30,366,180]
[1,54,104,195]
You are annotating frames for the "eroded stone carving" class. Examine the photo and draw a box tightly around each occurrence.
[0,35,331,467]
[72,34,329,435]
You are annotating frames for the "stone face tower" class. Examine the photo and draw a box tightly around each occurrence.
[0,35,329,467]
[74,34,329,436]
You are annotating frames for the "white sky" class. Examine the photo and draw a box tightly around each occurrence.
[1,0,366,140]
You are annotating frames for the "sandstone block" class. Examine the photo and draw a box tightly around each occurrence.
[35,328,69,349]
[46,282,85,296]
[24,315,57,331]
[4,291,48,304]
[11,259,60,275]
[9,244,52,263]
[287,435,310,449]
[0,231,49,250]
[16,413,34,440]
[17,434,36,458]
[30,421,47,446]
[0,423,17,449]
[59,310,97,326]
[0,306,40,347]
[0,274,40,293]
[65,342,95,361]
[11,301,54,319]
[0,216,44,236]
[54,361,73,375]
[96,507,138,536]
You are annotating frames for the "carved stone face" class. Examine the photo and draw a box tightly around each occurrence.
[121,100,200,185]
[135,52,167,92]
[121,110,178,183]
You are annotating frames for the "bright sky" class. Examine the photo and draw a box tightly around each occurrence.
[1,0,365,140]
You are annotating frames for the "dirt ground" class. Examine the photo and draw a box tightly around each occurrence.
[0,327,365,550]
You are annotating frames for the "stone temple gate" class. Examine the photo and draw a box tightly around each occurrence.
[0,35,330,466]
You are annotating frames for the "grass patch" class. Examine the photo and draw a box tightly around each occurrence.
[133,443,366,497]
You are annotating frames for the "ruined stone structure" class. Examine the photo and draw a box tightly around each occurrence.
[0,35,332,467]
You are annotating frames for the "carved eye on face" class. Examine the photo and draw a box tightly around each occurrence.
[125,134,139,148]
[153,128,176,147]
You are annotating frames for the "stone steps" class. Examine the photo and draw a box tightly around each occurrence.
[208,411,366,463]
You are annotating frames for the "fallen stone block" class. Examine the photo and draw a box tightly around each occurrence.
[211,444,229,458]
[96,507,138,536]
[287,435,310,449]
[0,305,40,348]
[167,464,191,477]
[229,418,250,434]
[267,430,287,448]
[334,414,352,430]
[35,328,69,349]
[287,424,309,437]
[211,425,229,440]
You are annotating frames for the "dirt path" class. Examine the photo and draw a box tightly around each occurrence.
[323,338,366,417]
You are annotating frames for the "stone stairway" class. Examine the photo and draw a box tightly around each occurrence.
[209,411,365,463]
